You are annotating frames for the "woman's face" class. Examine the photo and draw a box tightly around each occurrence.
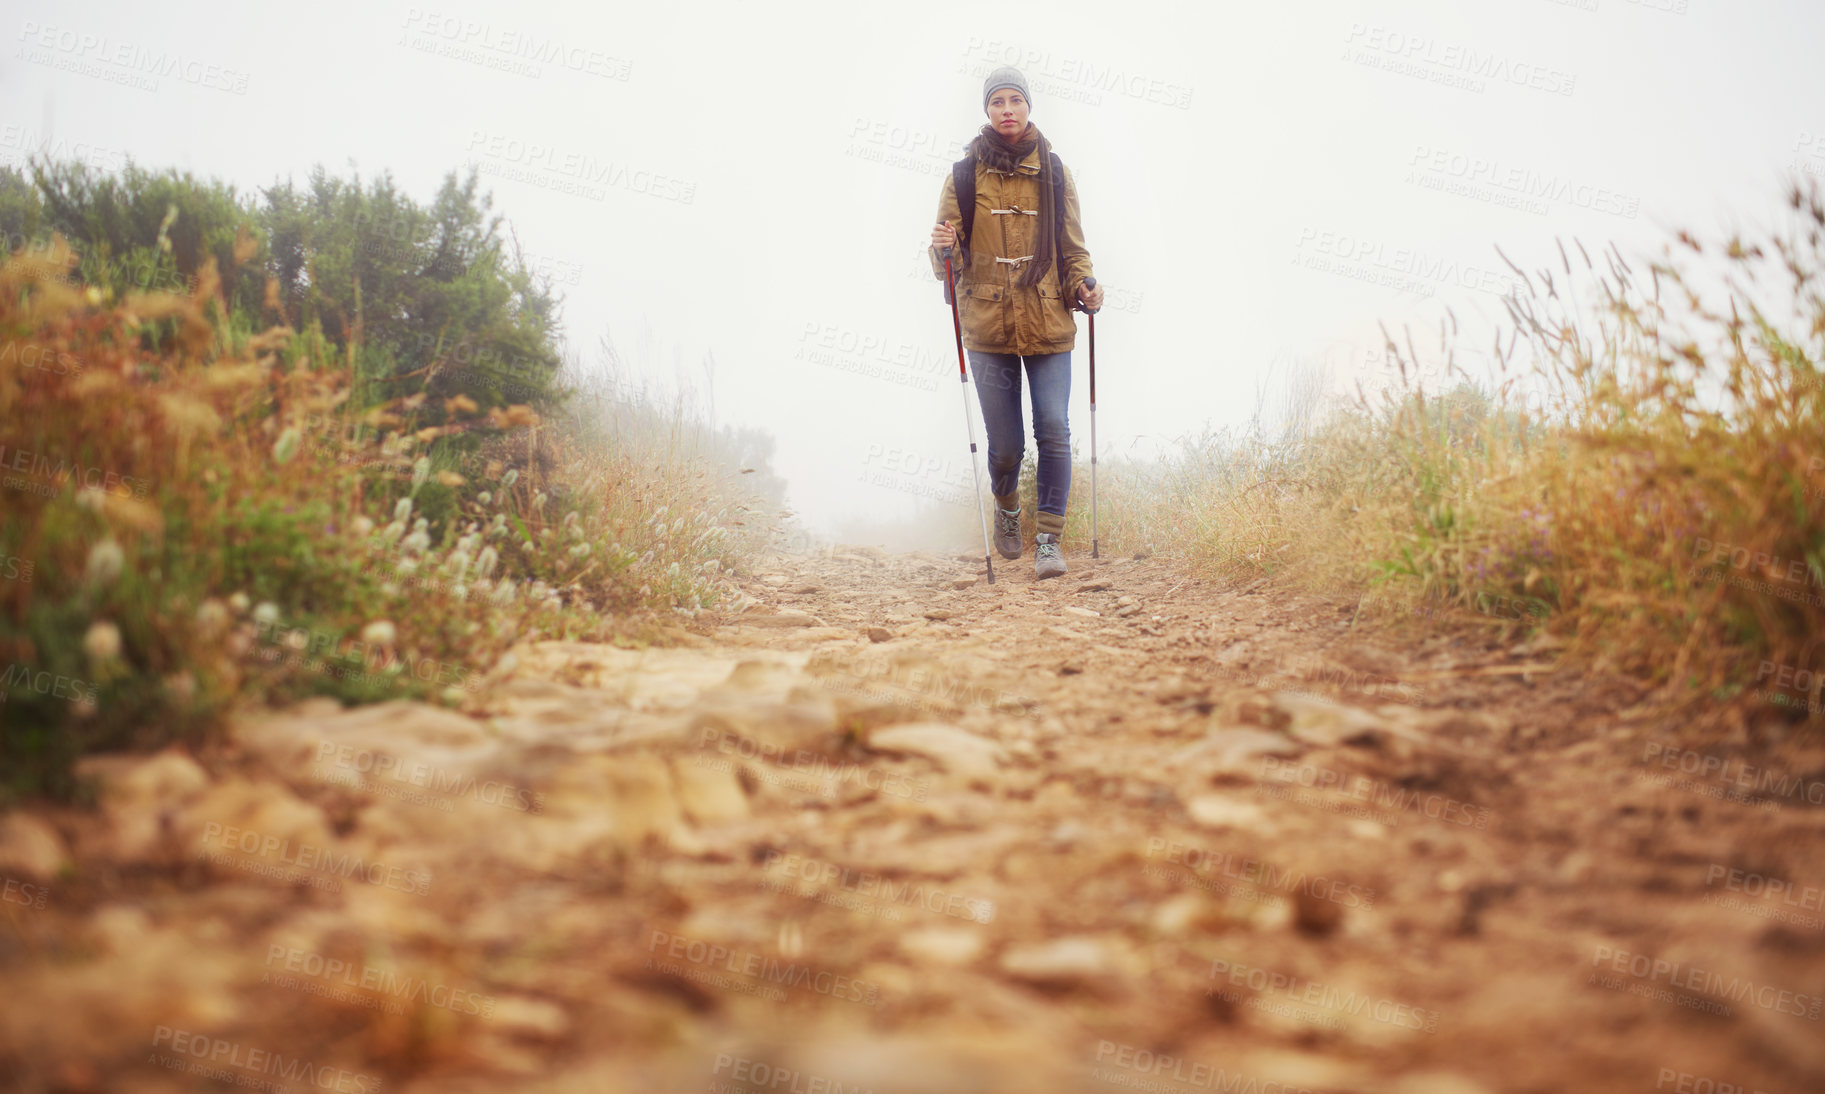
[985,88,1029,137]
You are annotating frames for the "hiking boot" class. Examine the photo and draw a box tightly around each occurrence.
[994,506,1022,559]
[1034,533,1066,579]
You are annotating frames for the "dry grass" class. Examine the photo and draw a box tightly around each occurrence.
[1101,180,1825,724]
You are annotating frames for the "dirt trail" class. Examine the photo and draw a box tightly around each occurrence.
[4,545,1825,1093]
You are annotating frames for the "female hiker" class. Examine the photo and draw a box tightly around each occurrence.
[929,65,1102,580]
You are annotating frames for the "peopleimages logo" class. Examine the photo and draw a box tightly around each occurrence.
[1690,537,1825,589]
[959,37,1193,110]
[1639,741,1825,806]
[1092,1041,1316,1093]
[467,129,696,204]
[1406,144,1639,219]
[264,944,497,1018]
[1206,958,1440,1033]
[2,877,49,910]
[1590,945,1823,1021]
[17,21,250,94]
[712,1054,872,1094]
[644,929,881,1007]
[197,822,433,896]
[758,850,995,924]
[313,740,543,813]
[1344,22,1576,96]
[149,1026,379,1092]
[0,444,150,498]
[0,124,129,174]
[1144,837,1376,908]
[1,662,99,705]
[400,8,632,80]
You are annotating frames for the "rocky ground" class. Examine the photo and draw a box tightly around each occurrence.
[3,544,1824,1093]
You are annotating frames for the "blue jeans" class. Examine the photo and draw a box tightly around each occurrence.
[967,350,1071,521]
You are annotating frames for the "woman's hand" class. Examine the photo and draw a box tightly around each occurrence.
[931,221,958,251]
[1076,281,1105,312]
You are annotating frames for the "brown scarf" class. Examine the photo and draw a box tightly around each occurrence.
[965,122,1058,289]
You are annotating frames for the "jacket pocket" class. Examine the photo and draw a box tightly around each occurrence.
[960,282,1006,349]
[1035,282,1076,346]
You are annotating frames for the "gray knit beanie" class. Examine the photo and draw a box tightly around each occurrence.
[982,65,1031,109]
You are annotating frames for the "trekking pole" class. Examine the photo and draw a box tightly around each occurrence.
[1077,277,1101,559]
[944,246,995,584]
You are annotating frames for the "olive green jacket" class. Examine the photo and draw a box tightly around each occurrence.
[929,146,1094,356]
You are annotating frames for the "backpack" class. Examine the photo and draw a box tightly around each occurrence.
[943,151,1067,305]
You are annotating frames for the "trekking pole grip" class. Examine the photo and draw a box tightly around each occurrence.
[1079,276,1100,314]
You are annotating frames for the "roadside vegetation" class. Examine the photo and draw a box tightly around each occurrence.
[0,160,784,802]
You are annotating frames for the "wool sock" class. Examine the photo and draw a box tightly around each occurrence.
[1035,510,1065,536]
[995,493,1020,513]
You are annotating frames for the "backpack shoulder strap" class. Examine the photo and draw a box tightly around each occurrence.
[1049,152,1068,282]
[952,158,976,251]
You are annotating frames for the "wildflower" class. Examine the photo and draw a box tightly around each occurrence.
[194,598,230,639]
[83,621,122,662]
[394,498,413,522]
[491,578,516,605]
[476,546,498,578]
[86,538,125,586]
[273,427,301,465]
[533,491,548,512]
[570,543,590,559]
[229,592,251,615]
[350,516,375,538]
[402,528,431,554]
[253,602,280,627]
[478,491,492,505]
[361,620,397,647]
[502,469,519,488]
[412,457,431,491]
